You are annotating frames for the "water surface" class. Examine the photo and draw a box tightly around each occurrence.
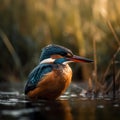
[0,83,119,120]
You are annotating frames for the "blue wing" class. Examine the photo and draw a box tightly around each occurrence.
[24,63,53,94]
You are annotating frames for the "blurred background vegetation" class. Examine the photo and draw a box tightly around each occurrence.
[0,0,120,91]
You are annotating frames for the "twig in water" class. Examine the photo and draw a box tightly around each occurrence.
[102,47,120,83]
[93,38,98,90]
[112,56,116,100]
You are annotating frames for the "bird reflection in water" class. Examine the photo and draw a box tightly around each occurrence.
[25,100,73,120]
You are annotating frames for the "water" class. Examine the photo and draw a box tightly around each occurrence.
[0,83,120,120]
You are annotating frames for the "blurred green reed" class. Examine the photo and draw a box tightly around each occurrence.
[0,0,120,94]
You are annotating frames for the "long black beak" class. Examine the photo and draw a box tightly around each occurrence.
[69,55,93,63]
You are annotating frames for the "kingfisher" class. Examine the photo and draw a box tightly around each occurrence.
[24,44,93,100]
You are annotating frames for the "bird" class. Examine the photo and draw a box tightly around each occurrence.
[24,44,93,100]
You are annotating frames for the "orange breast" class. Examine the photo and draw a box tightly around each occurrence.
[27,64,72,100]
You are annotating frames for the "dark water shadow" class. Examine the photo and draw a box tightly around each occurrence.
[25,100,73,120]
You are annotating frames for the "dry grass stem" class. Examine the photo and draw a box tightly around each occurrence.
[107,20,120,46]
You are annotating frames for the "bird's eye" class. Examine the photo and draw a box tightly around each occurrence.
[67,53,72,57]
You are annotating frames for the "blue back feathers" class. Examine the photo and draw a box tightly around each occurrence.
[25,63,52,94]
